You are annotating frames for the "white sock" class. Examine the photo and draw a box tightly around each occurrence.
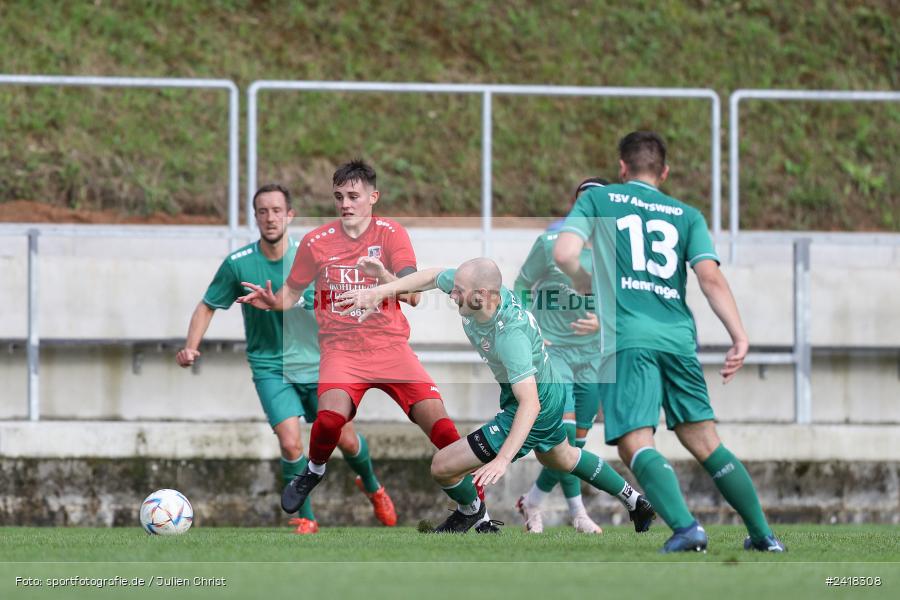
[308,461,326,476]
[617,482,640,511]
[458,497,481,516]
[525,484,548,507]
[567,495,587,518]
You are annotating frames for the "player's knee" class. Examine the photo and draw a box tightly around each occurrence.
[337,428,360,455]
[676,421,720,462]
[279,439,303,461]
[430,452,454,483]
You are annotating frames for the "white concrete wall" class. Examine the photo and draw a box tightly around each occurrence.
[1,228,898,345]
[0,228,898,423]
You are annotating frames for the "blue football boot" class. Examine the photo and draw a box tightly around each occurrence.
[660,521,708,553]
[744,534,786,552]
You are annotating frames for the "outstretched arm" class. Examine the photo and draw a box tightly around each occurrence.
[176,302,215,367]
[356,257,422,306]
[335,267,444,322]
[694,260,749,384]
[237,280,302,312]
[553,232,592,295]
[472,377,540,486]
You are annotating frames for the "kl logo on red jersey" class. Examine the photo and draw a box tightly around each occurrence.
[324,265,379,314]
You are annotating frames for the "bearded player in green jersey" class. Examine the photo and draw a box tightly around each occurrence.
[336,258,655,534]
[176,184,396,534]
[554,131,784,553]
[514,177,613,534]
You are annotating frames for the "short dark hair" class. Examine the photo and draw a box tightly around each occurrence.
[618,131,667,177]
[574,177,610,200]
[252,183,291,210]
[333,159,376,189]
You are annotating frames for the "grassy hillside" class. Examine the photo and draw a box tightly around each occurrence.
[0,0,897,229]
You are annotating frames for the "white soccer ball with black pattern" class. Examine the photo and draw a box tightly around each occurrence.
[139,489,194,535]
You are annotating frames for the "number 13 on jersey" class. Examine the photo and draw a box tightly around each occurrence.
[617,215,679,279]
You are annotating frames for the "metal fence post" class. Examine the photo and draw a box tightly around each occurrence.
[793,238,812,424]
[710,93,722,242]
[728,92,741,264]
[27,229,39,421]
[227,82,240,252]
[481,90,492,257]
[247,82,259,237]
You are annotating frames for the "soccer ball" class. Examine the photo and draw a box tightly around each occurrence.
[139,489,194,535]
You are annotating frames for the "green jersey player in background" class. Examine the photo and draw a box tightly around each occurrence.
[514,177,612,534]
[176,184,396,534]
[554,131,784,553]
[336,258,655,535]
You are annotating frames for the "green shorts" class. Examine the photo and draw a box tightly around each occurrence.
[468,385,567,463]
[546,344,602,430]
[597,348,714,445]
[252,375,319,429]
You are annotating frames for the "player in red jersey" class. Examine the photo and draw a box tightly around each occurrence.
[238,160,494,533]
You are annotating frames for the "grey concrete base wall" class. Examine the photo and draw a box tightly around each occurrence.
[2,457,896,528]
[0,421,897,527]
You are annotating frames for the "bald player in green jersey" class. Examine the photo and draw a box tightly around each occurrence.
[514,177,613,534]
[554,131,784,553]
[336,258,655,534]
[176,184,395,534]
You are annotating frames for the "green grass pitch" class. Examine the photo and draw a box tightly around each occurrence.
[1,525,897,599]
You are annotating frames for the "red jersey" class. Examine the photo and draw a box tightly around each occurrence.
[285,217,417,353]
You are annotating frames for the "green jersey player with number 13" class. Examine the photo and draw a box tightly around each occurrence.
[554,131,784,553]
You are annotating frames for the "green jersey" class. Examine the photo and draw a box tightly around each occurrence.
[514,231,599,348]
[436,269,562,413]
[202,239,320,381]
[560,180,719,356]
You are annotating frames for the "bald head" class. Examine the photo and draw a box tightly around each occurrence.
[449,258,503,320]
[457,257,502,293]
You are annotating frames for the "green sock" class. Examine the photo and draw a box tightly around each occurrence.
[534,422,578,494]
[535,467,560,492]
[558,424,582,499]
[341,433,381,493]
[442,475,479,511]
[570,447,630,498]
[703,444,772,541]
[631,448,694,530]
[281,455,315,521]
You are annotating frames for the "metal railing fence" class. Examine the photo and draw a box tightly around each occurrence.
[246,81,722,255]
[728,89,900,262]
[0,75,240,242]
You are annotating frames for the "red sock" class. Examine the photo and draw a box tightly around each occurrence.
[309,410,347,464]
[429,418,461,449]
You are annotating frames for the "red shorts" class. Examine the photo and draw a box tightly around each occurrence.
[318,344,443,416]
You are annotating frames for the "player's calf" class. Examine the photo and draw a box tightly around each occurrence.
[537,442,656,531]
